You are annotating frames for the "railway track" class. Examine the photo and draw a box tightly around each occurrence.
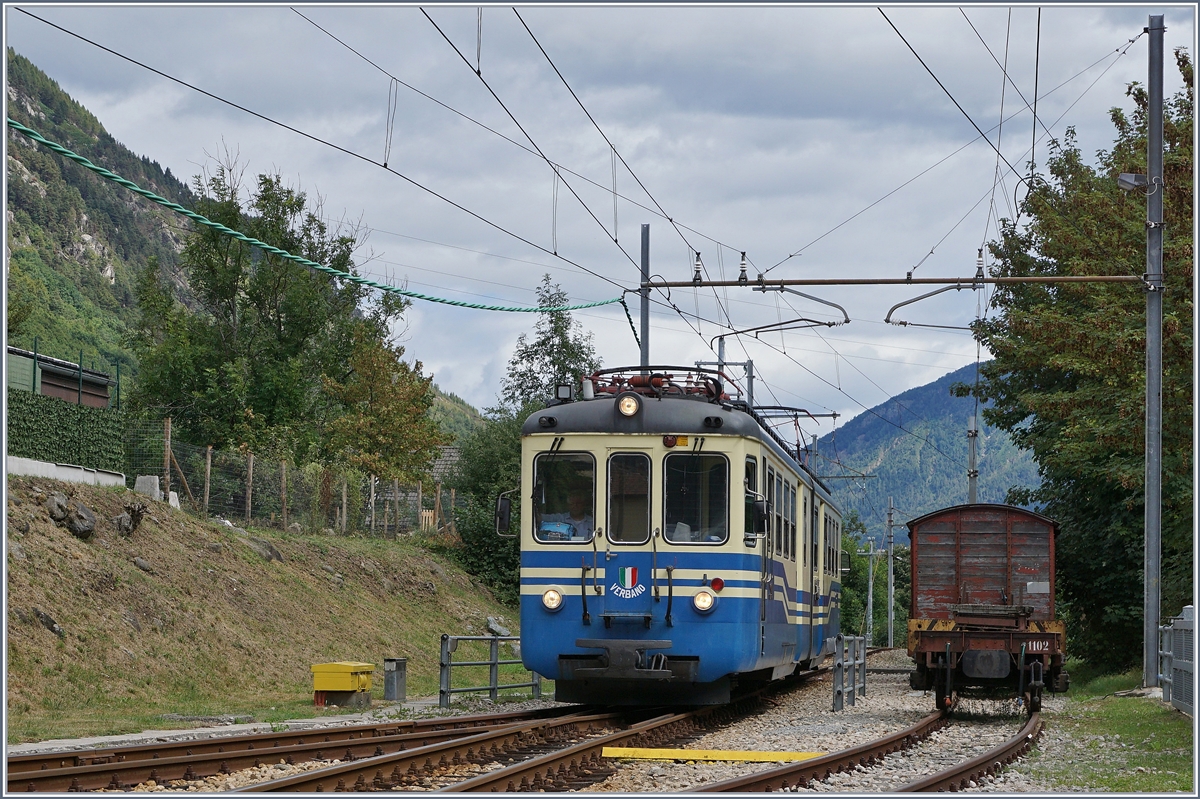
[6,706,579,792]
[694,711,1042,793]
[895,711,1043,792]
[12,650,1043,794]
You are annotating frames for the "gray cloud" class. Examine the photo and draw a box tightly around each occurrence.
[5,3,1191,432]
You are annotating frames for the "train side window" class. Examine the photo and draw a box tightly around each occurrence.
[532,452,596,544]
[788,484,797,562]
[664,453,729,544]
[743,457,758,537]
[608,453,650,544]
[801,495,808,566]
[777,470,787,551]
[765,466,776,551]
[777,479,787,559]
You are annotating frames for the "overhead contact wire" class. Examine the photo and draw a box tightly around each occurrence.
[6,118,622,314]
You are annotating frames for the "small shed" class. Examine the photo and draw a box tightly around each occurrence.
[6,346,115,409]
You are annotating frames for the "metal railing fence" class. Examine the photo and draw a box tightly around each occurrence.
[1160,605,1193,717]
[833,634,868,710]
[439,635,541,708]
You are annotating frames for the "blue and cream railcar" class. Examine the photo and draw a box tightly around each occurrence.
[505,367,844,705]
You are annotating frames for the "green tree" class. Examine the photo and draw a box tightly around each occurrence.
[837,510,909,646]
[967,50,1193,671]
[5,258,43,338]
[451,278,601,602]
[447,401,540,605]
[322,329,446,481]
[499,275,601,409]
[130,162,406,458]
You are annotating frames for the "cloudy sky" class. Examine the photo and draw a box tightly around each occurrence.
[5,2,1194,439]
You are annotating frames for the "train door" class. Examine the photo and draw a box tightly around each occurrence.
[762,463,775,634]
[811,499,823,659]
[600,452,655,623]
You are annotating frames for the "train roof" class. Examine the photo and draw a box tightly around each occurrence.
[520,366,835,501]
[905,503,1060,532]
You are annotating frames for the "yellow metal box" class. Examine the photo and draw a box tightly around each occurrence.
[311,661,375,692]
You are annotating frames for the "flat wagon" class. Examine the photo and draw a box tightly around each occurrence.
[907,503,1069,712]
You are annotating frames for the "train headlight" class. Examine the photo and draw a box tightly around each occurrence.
[693,590,716,612]
[541,589,564,611]
[617,392,642,417]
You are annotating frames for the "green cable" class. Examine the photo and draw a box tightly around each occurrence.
[6,117,625,314]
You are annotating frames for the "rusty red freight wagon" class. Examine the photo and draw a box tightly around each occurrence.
[906,504,1069,712]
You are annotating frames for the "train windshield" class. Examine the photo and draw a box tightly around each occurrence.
[532,453,595,543]
[608,453,651,544]
[663,453,729,544]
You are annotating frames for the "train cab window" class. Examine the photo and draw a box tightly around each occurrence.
[532,452,595,543]
[743,457,758,537]
[664,453,728,544]
[608,453,650,544]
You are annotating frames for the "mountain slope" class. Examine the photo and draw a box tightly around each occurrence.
[6,50,485,442]
[6,48,195,374]
[817,362,1039,540]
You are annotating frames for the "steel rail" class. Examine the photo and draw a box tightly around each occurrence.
[895,712,1043,792]
[231,711,624,792]
[440,667,844,793]
[6,706,575,775]
[6,709,585,792]
[692,710,949,792]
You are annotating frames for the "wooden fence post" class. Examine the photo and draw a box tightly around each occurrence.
[416,480,423,530]
[341,478,348,535]
[204,445,212,516]
[382,481,391,538]
[449,488,456,537]
[434,482,443,532]
[370,475,376,535]
[245,452,254,524]
[163,417,172,500]
[281,461,288,530]
[393,479,400,536]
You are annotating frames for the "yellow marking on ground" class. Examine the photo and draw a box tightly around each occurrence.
[602,747,824,763]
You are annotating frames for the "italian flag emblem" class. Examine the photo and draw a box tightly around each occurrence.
[618,567,638,589]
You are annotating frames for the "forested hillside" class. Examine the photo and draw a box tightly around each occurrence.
[5,50,481,442]
[817,362,1039,541]
[6,48,194,375]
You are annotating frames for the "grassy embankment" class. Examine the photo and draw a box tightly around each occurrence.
[5,476,533,744]
[1021,660,1194,792]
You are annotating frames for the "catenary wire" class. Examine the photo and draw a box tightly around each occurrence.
[14,8,718,328]
[6,118,626,315]
[879,9,1147,278]
[766,24,1145,273]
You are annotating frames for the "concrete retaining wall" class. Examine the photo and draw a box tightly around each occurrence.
[6,455,125,487]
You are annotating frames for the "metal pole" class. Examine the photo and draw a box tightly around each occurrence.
[1144,13,1164,688]
[865,540,875,646]
[967,416,978,503]
[887,496,895,648]
[746,360,754,410]
[717,336,725,374]
[640,223,650,369]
